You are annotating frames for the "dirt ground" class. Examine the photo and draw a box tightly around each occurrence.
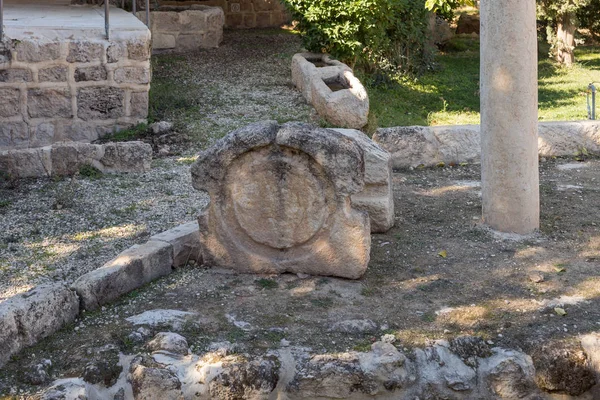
[1,156,599,397]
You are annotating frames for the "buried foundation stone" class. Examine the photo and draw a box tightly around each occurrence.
[191,121,371,279]
[71,240,174,310]
[0,284,79,367]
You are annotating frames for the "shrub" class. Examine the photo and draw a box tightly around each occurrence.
[283,0,432,75]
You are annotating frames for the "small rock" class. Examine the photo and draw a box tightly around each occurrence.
[150,121,173,135]
[82,359,123,386]
[147,332,189,355]
[329,319,378,334]
[297,272,310,279]
[128,332,144,343]
[113,387,125,400]
[280,338,290,347]
[529,273,544,283]
[24,361,52,385]
[207,341,238,356]
[380,334,396,344]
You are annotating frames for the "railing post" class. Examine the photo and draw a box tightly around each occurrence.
[105,0,110,40]
[132,0,136,15]
[1,0,4,43]
[145,0,150,28]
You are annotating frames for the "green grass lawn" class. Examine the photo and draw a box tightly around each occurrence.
[364,38,600,128]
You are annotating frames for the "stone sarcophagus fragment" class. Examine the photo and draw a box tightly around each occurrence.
[191,121,371,279]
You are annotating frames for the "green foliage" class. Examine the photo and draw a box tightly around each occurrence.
[577,0,600,39]
[425,0,475,20]
[78,164,103,179]
[282,0,432,75]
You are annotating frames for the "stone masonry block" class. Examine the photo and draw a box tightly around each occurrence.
[180,10,208,32]
[0,284,79,368]
[38,66,68,82]
[71,240,173,310]
[0,88,21,118]
[67,41,105,63]
[77,87,124,120]
[28,88,72,118]
[29,123,56,148]
[99,141,152,173]
[127,40,151,61]
[151,222,202,267]
[107,42,125,63]
[50,142,102,176]
[0,68,32,83]
[153,33,177,50]
[14,41,62,62]
[0,147,52,178]
[130,91,149,118]
[0,122,29,149]
[75,66,107,82]
[114,67,150,84]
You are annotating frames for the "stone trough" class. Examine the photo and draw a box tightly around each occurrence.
[291,53,369,129]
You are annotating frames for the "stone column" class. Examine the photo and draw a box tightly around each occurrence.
[480,0,539,234]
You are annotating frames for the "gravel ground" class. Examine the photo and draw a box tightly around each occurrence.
[0,29,313,302]
[0,158,209,301]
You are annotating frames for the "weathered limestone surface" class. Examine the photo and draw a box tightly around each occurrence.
[291,53,351,103]
[71,240,174,310]
[36,333,600,398]
[151,221,203,267]
[0,284,79,368]
[480,0,539,234]
[0,8,151,151]
[332,128,394,233]
[311,70,369,129]
[0,141,152,178]
[373,121,600,169]
[148,0,289,29]
[292,53,369,129]
[139,7,224,53]
[191,121,371,279]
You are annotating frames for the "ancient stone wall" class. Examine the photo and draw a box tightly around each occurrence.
[137,7,224,53]
[0,36,151,150]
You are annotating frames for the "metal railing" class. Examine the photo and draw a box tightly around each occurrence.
[588,83,597,120]
[0,0,150,42]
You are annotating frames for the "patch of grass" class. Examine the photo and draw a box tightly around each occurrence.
[100,123,149,143]
[310,297,334,308]
[256,278,278,290]
[78,164,103,179]
[365,44,600,127]
[0,199,11,208]
[175,156,198,165]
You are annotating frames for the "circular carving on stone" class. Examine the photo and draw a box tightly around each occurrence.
[227,147,328,249]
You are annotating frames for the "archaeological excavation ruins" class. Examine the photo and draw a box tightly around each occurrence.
[1,0,600,399]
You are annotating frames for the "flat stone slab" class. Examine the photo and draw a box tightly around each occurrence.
[0,284,79,367]
[71,240,173,310]
[0,141,152,178]
[374,121,600,168]
[191,121,371,279]
[126,309,199,330]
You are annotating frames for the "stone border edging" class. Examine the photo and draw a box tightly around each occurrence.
[0,141,153,178]
[373,120,600,169]
[0,221,202,368]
